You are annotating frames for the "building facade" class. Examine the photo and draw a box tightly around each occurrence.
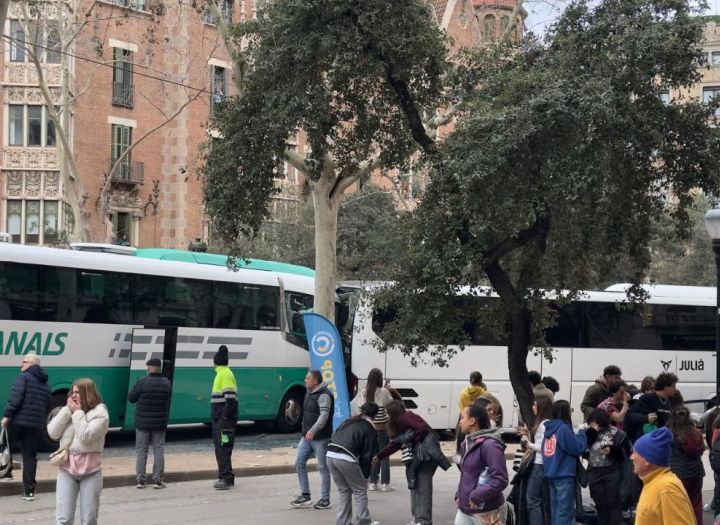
[0,0,522,249]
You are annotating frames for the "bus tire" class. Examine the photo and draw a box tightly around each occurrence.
[275,389,304,433]
[39,391,67,452]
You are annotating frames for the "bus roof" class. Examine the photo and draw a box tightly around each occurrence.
[134,248,315,278]
[0,243,314,294]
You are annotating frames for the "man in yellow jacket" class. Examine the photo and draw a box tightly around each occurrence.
[631,426,695,525]
[211,345,238,491]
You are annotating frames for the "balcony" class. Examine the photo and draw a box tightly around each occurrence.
[112,82,134,108]
[108,159,144,186]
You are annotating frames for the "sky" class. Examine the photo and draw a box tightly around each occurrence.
[524,0,720,35]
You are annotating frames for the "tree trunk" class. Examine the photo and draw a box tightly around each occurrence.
[312,166,339,322]
[485,260,535,427]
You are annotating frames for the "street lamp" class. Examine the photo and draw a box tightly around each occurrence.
[704,201,720,408]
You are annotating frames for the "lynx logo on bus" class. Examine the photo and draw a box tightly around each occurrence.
[0,331,67,356]
[303,312,350,430]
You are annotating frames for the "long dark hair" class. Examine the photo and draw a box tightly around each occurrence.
[551,400,573,426]
[385,399,406,437]
[531,396,553,434]
[668,406,698,445]
[365,368,383,403]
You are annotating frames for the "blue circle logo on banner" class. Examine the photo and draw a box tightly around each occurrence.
[311,331,335,357]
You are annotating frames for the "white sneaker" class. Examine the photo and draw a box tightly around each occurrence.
[380,484,395,492]
[368,483,378,491]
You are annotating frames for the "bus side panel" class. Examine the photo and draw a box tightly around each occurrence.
[0,321,133,428]
[168,328,311,424]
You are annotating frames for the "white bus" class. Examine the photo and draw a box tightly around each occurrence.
[349,284,716,428]
[0,243,317,434]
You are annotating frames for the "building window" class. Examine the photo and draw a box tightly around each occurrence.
[703,86,720,116]
[111,124,132,179]
[8,20,60,64]
[111,0,147,9]
[211,66,227,113]
[112,48,134,108]
[10,20,25,62]
[483,14,496,42]
[204,0,233,24]
[5,199,59,245]
[7,105,56,148]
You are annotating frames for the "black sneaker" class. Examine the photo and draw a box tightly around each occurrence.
[213,479,232,490]
[152,480,166,489]
[21,492,34,501]
[313,498,331,510]
[136,481,147,489]
[0,473,13,482]
[290,494,313,507]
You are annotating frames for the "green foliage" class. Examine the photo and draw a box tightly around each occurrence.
[379,0,720,361]
[202,0,450,250]
[209,185,405,280]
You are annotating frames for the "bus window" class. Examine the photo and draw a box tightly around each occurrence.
[133,275,211,328]
[0,262,39,320]
[287,292,313,339]
[213,282,279,330]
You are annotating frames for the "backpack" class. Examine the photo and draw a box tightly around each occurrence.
[710,436,720,472]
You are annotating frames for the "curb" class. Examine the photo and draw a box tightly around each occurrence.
[1,450,514,497]
[0,456,415,497]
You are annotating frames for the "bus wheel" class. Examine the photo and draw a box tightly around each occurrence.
[275,390,303,433]
[39,391,67,452]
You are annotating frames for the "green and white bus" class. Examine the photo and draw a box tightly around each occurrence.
[0,243,316,434]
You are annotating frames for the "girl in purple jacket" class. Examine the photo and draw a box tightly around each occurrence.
[454,404,510,525]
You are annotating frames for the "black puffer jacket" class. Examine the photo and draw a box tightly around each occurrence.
[3,365,51,429]
[328,417,378,478]
[128,373,172,431]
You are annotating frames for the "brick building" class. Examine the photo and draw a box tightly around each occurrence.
[0,0,523,249]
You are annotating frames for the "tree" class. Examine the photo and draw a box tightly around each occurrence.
[202,0,457,321]
[209,183,406,281]
[646,195,715,286]
[375,0,720,425]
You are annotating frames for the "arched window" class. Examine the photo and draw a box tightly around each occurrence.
[501,15,511,33]
[483,14,496,41]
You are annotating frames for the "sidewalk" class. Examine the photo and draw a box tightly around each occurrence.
[0,440,461,496]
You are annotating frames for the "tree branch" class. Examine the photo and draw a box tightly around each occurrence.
[284,147,310,173]
[383,66,436,155]
[482,214,551,264]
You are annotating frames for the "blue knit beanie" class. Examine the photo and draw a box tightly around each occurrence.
[634,427,672,467]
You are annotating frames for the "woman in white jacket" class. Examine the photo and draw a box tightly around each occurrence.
[47,378,109,525]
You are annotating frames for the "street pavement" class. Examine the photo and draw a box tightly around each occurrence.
[2,463,719,524]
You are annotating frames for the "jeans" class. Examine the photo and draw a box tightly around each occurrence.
[549,477,576,525]
[135,429,166,483]
[55,468,102,525]
[328,457,373,525]
[369,431,390,485]
[13,425,41,494]
[526,463,545,525]
[411,461,437,525]
[713,470,720,512]
[212,419,235,484]
[588,465,622,525]
[295,437,330,500]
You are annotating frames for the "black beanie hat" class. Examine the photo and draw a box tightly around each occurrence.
[214,345,229,366]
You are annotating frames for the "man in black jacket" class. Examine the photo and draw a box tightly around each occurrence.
[1,354,51,501]
[128,358,172,489]
[625,372,679,442]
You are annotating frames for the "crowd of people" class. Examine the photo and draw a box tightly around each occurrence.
[2,352,718,525]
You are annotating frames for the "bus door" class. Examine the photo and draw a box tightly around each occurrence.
[122,328,176,431]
